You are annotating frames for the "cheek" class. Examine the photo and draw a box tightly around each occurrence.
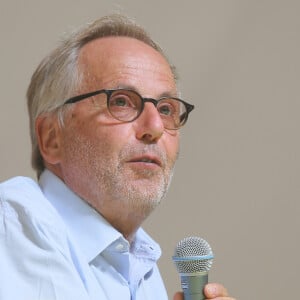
[164,132,180,159]
[67,107,111,140]
[93,123,134,154]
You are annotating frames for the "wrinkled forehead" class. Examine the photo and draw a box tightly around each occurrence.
[77,36,178,96]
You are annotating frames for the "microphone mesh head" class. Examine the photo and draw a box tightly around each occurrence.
[173,236,214,274]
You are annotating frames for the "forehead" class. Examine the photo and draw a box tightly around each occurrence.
[78,37,177,96]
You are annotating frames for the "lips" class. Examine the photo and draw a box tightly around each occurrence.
[128,155,162,167]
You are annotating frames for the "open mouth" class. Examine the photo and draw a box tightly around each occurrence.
[129,155,162,167]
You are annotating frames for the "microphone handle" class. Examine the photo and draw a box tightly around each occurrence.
[180,272,208,300]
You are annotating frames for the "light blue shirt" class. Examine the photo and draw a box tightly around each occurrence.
[0,170,168,300]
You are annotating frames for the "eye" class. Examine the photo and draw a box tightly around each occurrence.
[157,101,177,116]
[110,94,133,107]
[107,90,141,121]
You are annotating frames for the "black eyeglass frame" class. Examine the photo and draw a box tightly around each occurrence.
[63,88,195,129]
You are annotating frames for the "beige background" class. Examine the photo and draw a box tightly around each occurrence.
[1,1,299,299]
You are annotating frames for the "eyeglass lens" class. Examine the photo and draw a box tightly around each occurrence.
[106,90,186,129]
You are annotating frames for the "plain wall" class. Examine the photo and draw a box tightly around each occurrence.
[1,1,299,299]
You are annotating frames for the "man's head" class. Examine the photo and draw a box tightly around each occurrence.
[27,15,193,238]
[27,14,178,177]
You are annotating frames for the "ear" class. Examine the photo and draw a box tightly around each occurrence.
[35,114,63,166]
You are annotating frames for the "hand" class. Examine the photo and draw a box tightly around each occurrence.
[173,283,235,300]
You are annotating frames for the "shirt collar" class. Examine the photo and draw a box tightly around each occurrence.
[39,169,122,263]
[39,170,161,263]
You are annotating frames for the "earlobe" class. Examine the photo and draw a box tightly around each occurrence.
[35,114,62,165]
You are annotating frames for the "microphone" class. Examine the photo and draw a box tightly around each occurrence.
[172,236,214,300]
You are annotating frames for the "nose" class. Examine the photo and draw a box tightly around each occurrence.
[134,102,164,143]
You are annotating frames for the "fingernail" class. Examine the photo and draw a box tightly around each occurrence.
[205,284,217,297]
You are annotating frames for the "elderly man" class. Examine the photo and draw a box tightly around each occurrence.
[0,14,234,300]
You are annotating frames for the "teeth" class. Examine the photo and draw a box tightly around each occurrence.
[140,158,153,163]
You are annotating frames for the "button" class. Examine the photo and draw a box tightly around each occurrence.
[115,243,125,251]
[113,238,129,252]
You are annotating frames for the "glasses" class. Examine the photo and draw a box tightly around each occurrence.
[63,88,194,130]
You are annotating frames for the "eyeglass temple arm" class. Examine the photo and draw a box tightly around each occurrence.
[64,90,104,105]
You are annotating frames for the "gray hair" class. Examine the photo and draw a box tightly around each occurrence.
[27,14,177,178]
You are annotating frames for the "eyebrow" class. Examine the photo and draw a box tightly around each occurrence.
[113,84,179,99]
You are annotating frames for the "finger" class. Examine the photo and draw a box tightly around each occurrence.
[173,291,184,300]
[204,283,229,298]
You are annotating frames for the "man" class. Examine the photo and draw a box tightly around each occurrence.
[0,14,234,300]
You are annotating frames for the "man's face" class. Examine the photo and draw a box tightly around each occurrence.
[55,37,179,235]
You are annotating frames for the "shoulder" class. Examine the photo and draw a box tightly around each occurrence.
[0,175,43,202]
[0,176,68,248]
[0,175,43,199]
[1,176,58,217]
[0,176,92,299]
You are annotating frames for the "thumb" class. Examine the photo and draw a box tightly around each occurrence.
[173,291,184,300]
